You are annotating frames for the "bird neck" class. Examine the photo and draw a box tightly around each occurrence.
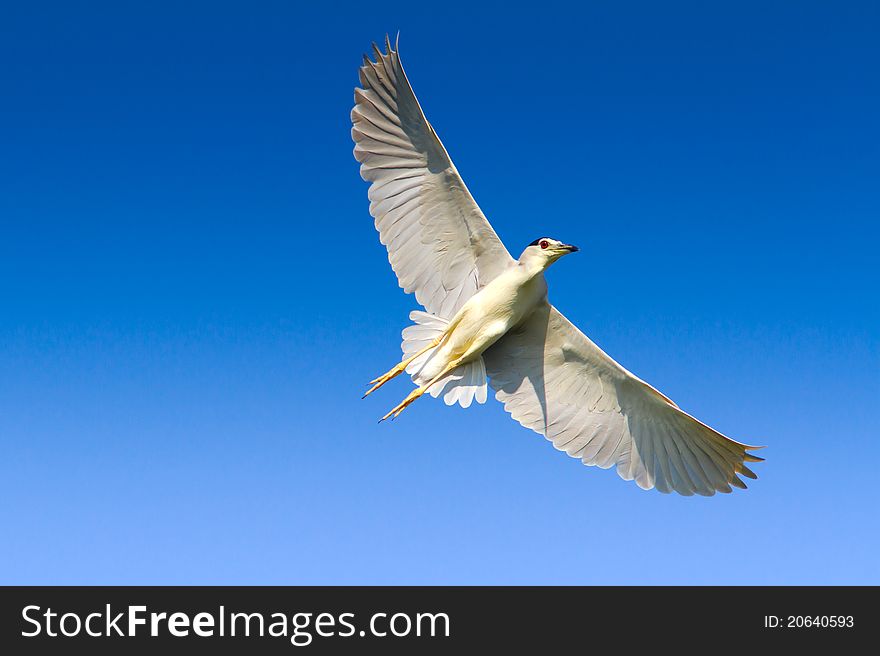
[517,252,551,278]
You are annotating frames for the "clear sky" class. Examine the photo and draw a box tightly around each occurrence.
[1,1,878,584]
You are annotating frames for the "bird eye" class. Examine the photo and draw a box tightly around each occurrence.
[539,240,549,250]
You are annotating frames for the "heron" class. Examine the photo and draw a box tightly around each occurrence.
[352,36,763,495]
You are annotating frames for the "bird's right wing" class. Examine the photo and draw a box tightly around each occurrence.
[483,303,764,495]
[352,36,515,319]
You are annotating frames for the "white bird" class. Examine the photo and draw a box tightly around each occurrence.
[352,36,763,495]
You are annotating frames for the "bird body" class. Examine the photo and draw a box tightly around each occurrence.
[369,239,575,419]
[427,248,552,374]
[352,36,764,495]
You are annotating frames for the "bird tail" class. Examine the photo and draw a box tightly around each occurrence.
[402,311,488,408]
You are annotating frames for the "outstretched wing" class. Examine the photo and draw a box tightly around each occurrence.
[483,303,764,495]
[352,36,514,319]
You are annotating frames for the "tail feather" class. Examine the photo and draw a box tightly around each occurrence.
[401,310,488,409]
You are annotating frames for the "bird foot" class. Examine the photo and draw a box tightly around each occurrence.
[380,387,425,422]
[363,363,407,398]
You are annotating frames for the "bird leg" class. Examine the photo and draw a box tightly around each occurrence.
[380,357,464,422]
[362,335,444,399]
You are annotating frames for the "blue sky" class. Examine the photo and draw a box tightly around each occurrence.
[1,1,877,584]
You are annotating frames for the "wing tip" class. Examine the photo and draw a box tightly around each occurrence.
[741,443,765,464]
[737,464,758,480]
[363,33,398,65]
[730,475,748,490]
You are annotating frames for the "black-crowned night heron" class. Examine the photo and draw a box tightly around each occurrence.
[352,36,763,495]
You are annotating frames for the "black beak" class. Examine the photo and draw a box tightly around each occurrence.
[565,244,579,253]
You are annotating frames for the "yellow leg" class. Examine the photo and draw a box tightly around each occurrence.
[380,357,464,422]
[362,336,443,399]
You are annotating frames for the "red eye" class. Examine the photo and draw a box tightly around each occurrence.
[539,240,549,249]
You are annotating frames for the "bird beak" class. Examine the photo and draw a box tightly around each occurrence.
[563,244,579,253]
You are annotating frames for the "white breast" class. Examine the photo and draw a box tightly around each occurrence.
[441,266,548,357]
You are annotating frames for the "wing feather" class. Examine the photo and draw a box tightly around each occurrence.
[483,303,763,495]
[352,37,514,317]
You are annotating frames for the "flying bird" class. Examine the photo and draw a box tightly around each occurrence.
[351,36,763,495]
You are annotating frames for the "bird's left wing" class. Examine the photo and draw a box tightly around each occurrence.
[483,303,764,495]
[352,36,515,318]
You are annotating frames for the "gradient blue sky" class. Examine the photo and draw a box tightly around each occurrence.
[2,1,878,584]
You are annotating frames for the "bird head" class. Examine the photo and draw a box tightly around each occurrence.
[519,237,579,270]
